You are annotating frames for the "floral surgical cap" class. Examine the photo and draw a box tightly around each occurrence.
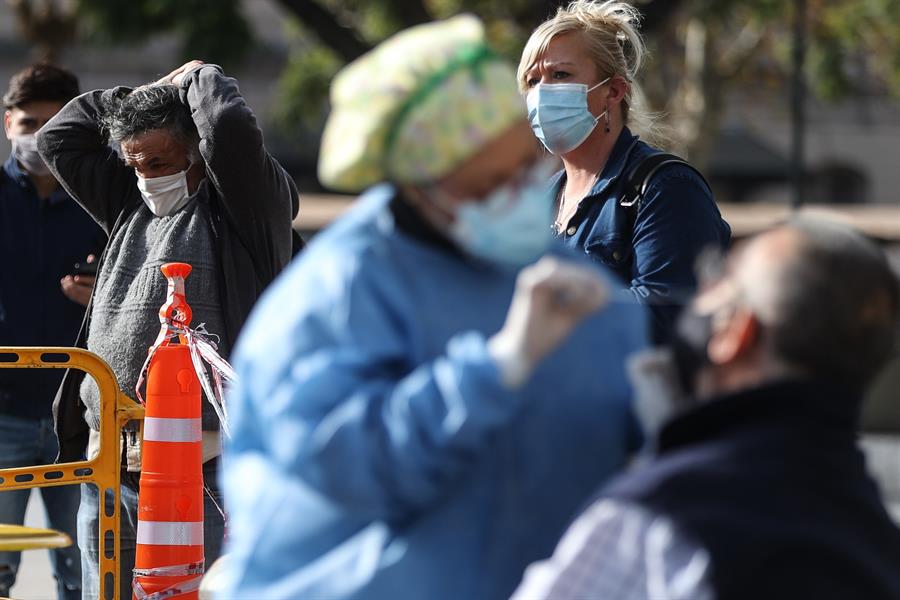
[318,15,526,192]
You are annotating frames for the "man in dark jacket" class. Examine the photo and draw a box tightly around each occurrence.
[36,60,299,598]
[0,63,104,600]
[513,217,900,600]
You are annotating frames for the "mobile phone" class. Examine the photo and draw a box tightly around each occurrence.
[73,261,98,277]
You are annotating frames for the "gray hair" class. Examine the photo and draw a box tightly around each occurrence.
[761,217,899,388]
[102,84,199,159]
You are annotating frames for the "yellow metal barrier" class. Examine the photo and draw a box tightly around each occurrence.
[0,523,72,551]
[0,347,144,600]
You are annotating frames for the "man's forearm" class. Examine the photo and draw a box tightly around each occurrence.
[179,64,298,270]
[37,88,137,231]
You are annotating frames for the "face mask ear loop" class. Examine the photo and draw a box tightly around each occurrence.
[590,108,609,131]
[586,76,612,94]
[586,77,612,131]
[185,155,200,177]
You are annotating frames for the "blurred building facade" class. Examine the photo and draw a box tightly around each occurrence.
[710,86,900,205]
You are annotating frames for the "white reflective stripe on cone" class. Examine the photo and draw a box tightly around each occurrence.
[136,521,204,546]
[143,416,202,443]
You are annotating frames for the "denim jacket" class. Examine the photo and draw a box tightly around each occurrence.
[553,128,731,342]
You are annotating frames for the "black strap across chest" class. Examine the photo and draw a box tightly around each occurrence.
[620,152,711,209]
[619,152,710,239]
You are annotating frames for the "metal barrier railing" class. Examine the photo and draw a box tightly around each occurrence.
[0,347,144,600]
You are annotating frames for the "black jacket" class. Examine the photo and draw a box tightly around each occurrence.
[604,379,900,599]
[0,156,105,419]
[37,64,299,462]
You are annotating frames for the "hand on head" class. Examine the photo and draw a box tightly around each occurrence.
[155,61,205,87]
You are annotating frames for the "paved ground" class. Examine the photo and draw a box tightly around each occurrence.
[9,490,57,599]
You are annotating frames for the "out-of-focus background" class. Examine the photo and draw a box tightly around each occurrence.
[1,1,898,597]
[1,0,900,207]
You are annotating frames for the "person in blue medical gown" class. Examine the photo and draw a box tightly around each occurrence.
[219,15,648,600]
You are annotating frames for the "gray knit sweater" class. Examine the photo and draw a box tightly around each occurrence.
[80,185,227,431]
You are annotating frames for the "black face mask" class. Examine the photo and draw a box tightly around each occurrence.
[670,307,714,397]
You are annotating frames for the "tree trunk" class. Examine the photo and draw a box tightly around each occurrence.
[276,0,372,62]
[673,18,712,162]
[640,0,688,34]
[7,0,76,63]
[381,0,432,29]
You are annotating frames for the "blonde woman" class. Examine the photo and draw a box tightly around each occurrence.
[519,0,730,342]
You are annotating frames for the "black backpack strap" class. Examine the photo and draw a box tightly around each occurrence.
[620,153,709,208]
[619,152,711,237]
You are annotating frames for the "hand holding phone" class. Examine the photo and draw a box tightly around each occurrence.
[73,261,98,276]
[63,255,98,307]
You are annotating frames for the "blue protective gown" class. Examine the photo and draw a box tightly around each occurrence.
[220,186,648,599]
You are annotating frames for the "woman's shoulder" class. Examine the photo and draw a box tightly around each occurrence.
[625,140,711,197]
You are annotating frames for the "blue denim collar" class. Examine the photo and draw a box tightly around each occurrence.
[547,127,641,197]
[589,127,640,197]
[3,153,68,204]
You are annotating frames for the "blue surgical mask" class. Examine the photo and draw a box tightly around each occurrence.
[526,78,610,155]
[443,159,558,267]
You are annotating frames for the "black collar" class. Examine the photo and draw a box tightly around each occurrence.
[657,378,863,453]
[388,190,461,256]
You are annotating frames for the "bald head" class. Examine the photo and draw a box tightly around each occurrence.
[731,226,806,325]
[734,217,899,388]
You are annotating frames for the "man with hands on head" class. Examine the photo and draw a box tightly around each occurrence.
[37,59,299,597]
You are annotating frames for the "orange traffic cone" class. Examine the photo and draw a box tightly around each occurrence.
[133,263,204,599]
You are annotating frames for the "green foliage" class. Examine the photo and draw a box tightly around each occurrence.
[810,0,900,97]
[53,0,900,152]
[313,0,393,42]
[77,0,253,67]
[668,0,900,101]
[807,34,849,100]
[272,0,537,133]
[275,45,342,133]
[688,0,781,23]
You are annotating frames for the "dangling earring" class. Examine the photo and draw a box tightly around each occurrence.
[604,108,611,133]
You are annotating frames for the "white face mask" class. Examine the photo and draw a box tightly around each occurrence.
[136,166,193,217]
[11,133,51,176]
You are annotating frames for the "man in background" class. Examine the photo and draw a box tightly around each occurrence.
[514,217,900,600]
[0,63,103,600]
